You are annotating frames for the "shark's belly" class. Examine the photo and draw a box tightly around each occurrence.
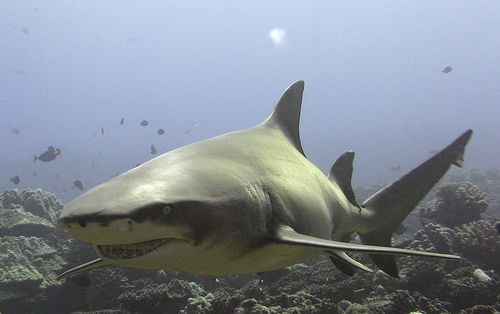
[217,242,320,275]
[105,239,320,276]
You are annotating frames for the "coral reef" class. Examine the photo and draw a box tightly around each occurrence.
[447,168,500,219]
[420,182,490,227]
[452,218,499,271]
[118,279,206,313]
[0,207,55,237]
[0,189,68,312]
[0,189,132,313]
[364,289,450,313]
[439,264,498,310]
[233,290,339,313]
[459,304,500,314]
[0,189,63,225]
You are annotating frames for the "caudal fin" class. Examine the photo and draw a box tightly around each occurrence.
[359,129,473,277]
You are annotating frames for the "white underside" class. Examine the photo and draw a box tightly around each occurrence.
[96,238,320,275]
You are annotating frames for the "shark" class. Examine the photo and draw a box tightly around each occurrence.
[57,81,473,280]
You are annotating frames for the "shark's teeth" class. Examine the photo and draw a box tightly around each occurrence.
[96,239,169,259]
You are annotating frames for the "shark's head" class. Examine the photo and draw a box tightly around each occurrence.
[58,146,272,272]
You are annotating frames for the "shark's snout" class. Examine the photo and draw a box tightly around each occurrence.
[59,215,141,245]
[59,212,115,230]
[59,216,90,229]
[58,201,176,245]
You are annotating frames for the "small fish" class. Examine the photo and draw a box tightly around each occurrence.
[101,128,104,135]
[125,37,139,43]
[73,180,85,190]
[495,221,500,235]
[133,163,141,168]
[32,172,37,177]
[120,117,124,125]
[34,146,61,162]
[428,149,439,155]
[390,165,401,172]
[184,128,191,134]
[140,120,149,127]
[150,144,157,155]
[21,27,29,34]
[157,128,165,135]
[442,66,452,74]
[10,175,20,185]
[12,128,20,135]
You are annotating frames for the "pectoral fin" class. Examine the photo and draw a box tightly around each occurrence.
[274,225,459,275]
[57,258,110,280]
[328,250,372,275]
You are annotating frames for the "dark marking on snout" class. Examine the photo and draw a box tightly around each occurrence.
[58,200,212,234]
[98,221,110,227]
[58,202,174,227]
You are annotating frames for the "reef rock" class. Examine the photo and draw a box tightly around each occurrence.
[0,189,63,225]
[439,264,499,310]
[234,290,338,314]
[364,289,450,313]
[421,182,490,227]
[0,207,55,237]
[452,219,499,271]
[0,235,65,307]
[0,189,68,311]
[118,278,206,313]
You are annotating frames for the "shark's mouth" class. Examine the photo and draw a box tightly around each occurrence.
[96,238,170,259]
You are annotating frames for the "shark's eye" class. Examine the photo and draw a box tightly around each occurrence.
[131,202,173,222]
[162,205,172,216]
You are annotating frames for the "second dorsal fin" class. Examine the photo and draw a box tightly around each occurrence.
[328,151,359,208]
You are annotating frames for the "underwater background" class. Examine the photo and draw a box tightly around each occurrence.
[1,2,499,313]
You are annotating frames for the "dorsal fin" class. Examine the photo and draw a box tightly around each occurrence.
[328,151,359,208]
[263,81,305,156]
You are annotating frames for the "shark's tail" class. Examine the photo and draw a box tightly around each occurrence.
[358,129,473,277]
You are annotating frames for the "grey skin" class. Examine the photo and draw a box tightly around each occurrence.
[57,81,472,280]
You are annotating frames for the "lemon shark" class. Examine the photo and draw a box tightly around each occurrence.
[58,81,472,280]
